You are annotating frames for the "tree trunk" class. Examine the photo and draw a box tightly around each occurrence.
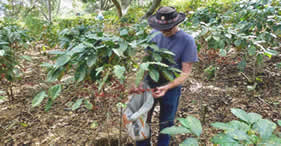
[111,0,122,18]
[47,0,52,23]
[142,0,161,20]
[102,0,114,10]
[100,0,104,10]
[24,0,40,17]
[120,0,132,16]
[56,0,61,16]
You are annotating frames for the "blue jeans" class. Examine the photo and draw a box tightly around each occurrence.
[136,86,181,146]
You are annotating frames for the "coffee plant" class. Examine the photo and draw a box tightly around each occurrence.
[0,24,30,81]
[32,84,62,111]
[211,108,281,145]
[33,21,180,110]
[184,0,281,83]
[161,116,202,146]
[0,23,31,99]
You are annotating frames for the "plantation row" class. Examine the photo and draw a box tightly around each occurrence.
[184,0,281,82]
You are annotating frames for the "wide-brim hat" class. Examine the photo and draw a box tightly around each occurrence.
[148,6,186,31]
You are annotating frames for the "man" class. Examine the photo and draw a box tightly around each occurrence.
[136,6,198,146]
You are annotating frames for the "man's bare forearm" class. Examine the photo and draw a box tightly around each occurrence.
[165,70,191,89]
[163,62,193,90]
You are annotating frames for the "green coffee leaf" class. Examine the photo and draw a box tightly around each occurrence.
[0,96,5,101]
[0,42,9,45]
[162,50,175,56]
[84,100,93,110]
[69,44,86,54]
[178,118,189,128]
[148,68,159,82]
[48,84,62,100]
[211,122,234,131]
[113,48,125,57]
[248,46,256,56]
[74,65,87,83]
[237,58,246,72]
[98,71,109,91]
[212,134,239,145]
[277,62,281,69]
[152,53,162,62]
[113,65,126,81]
[135,63,150,86]
[278,120,281,126]
[185,116,203,137]
[261,134,281,145]
[46,68,61,82]
[229,120,250,132]
[96,67,104,76]
[120,41,128,51]
[160,126,191,135]
[219,48,227,57]
[32,91,47,107]
[135,69,145,86]
[180,138,199,146]
[253,119,277,139]
[147,31,161,42]
[257,54,263,66]
[218,40,225,49]
[162,70,174,81]
[225,33,232,39]
[87,54,97,67]
[120,29,128,36]
[148,62,169,68]
[45,98,53,111]
[248,113,262,124]
[231,108,249,123]
[234,39,241,47]
[149,44,160,51]
[226,129,249,141]
[72,99,83,111]
[55,55,71,68]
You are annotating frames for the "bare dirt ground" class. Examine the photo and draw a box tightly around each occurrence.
[0,47,280,145]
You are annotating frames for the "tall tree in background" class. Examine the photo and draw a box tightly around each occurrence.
[1,0,25,17]
[38,0,61,23]
[120,0,132,15]
[142,0,161,19]
[111,0,133,18]
[82,0,114,12]
[111,0,160,19]
[111,0,122,17]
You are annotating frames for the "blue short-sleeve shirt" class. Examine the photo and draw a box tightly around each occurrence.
[146,29,198,87]
[151,29,198,70]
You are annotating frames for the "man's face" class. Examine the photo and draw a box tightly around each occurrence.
[160,26,177,37]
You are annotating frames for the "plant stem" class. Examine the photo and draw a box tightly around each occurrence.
[119,106,123,146]
[9,83,14,100]
[107,110,111,146]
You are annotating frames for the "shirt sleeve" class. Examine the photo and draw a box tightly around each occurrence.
[181,36,199,63]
